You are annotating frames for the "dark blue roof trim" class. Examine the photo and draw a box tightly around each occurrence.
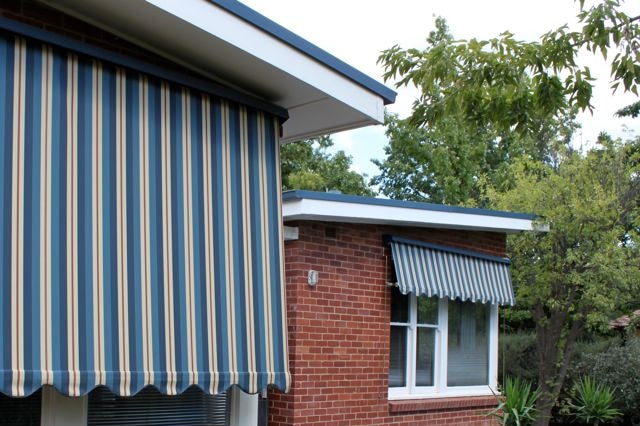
[282,190,536,220]
[0,16,289,120]
[384,235,511,264]
[208,0,397,105]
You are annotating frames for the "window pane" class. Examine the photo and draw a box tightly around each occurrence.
[389,326,407,387]
[447,300,490,386]
[416,296,438,325]
[415,327,435,386]
[391,289,409,323]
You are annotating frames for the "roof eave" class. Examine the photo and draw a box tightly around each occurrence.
[282,191,546,234]
[40,0,395,141]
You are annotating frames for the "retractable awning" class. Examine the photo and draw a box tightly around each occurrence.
[0,33,289,397]
[387,236,515,306]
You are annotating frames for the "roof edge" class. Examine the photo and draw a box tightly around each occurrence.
[209,0,397,105]
[0,16,289,119]
[282,190,537,221]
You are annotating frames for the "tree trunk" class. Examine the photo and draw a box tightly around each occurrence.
[532,305,583,426]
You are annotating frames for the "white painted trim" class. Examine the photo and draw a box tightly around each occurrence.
[283,198,539,233]
[229,386,258,426]
[41,386,87,426]
[144,0,385,123]
[42,0,389,140]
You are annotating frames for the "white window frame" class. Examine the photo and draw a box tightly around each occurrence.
[389,295,499,400]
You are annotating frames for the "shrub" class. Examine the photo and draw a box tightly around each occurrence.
[489,377,540,426]
[570,338,640,424]
[567,376,621,425]
[498,332,539,386]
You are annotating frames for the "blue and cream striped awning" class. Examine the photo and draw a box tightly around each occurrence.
[388,236,515,306]
[0,32,289,397]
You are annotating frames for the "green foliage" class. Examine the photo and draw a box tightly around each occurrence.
[487,138,640,421]
[489,377,540,426]
[371,113,491,204]
[373,18,579,205]
[378,4,640,137]
[616,100,640,118]
[499,332,539,386]
[570,339,640,422]
[374,6,640,423]
[280,135,375,196]
[567,377,622,425]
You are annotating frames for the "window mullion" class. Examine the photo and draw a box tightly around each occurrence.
[437,298,448,393]
[408,294,417,393]
[488,304,499,392]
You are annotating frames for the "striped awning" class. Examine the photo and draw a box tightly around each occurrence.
[388,236,515,306]
[0,33,289,397]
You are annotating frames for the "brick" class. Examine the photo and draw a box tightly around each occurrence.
[270,220,503,425]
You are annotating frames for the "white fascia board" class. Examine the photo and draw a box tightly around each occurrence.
[282,199,539,233]
[145,0,385,124]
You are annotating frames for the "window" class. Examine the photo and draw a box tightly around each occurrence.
[87,386,230,426]
[389,288,498,399]
[0,388,41,426]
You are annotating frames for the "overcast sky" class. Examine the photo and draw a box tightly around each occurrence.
[242,0,640,178]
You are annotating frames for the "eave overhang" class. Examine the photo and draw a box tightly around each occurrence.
[39,0,396,142]
[282,191,546,234]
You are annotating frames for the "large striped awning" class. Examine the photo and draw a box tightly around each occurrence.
[388,236,515,306]
[0,32,289,397]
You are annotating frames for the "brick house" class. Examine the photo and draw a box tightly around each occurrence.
[270,190,538,425]
[0,1,394,425]
[0,2,542,425]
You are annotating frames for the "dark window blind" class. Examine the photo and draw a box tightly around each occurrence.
[0,389,41,426]
[88,386,229,426]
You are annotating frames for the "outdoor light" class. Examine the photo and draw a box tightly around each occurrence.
[307,270,318,287]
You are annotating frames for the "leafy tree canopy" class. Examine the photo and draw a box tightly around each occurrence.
[379,2,640,137]
[374,3,640,423]
[373,18,579,205]
[485,136,639,423]
[280,135,375,196]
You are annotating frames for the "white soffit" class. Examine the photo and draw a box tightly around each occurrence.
[282,198,543,234]
[39,0,395,141]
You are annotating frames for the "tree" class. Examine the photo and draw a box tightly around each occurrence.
[375,3,640,424]
[616,100,640,118]
[280,135,375,196]
[378,2,640,137]
[373,18,579,206]
[485,138,639,425]
[372,111,577,206]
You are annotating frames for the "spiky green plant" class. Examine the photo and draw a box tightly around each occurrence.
[489,377,540,426]
[568,376,621,425]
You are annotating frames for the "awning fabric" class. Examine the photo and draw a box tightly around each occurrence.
[388,236,515,306]
[0,33,289,397]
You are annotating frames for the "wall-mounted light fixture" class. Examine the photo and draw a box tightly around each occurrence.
[307,270,318,287]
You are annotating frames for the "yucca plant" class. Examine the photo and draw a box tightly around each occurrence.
[568,376,621,425]
[489,377,540,426]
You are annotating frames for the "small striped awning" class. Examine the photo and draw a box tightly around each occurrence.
[0,32,289,397]
[388,236,515,306]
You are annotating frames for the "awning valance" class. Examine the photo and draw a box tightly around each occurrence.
[0,33,289,397]
[388,236,515,306]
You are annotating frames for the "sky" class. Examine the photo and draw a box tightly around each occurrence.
[241,0,640,178]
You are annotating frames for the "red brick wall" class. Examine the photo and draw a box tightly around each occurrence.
[269,221,504,426]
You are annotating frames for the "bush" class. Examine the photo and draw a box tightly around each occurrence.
[499,332,539,386]
[567,376,621,425]
[489,377,540,426]
[570,338,640,424]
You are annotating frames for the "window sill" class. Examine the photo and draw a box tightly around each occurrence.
[388,395,498,414]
